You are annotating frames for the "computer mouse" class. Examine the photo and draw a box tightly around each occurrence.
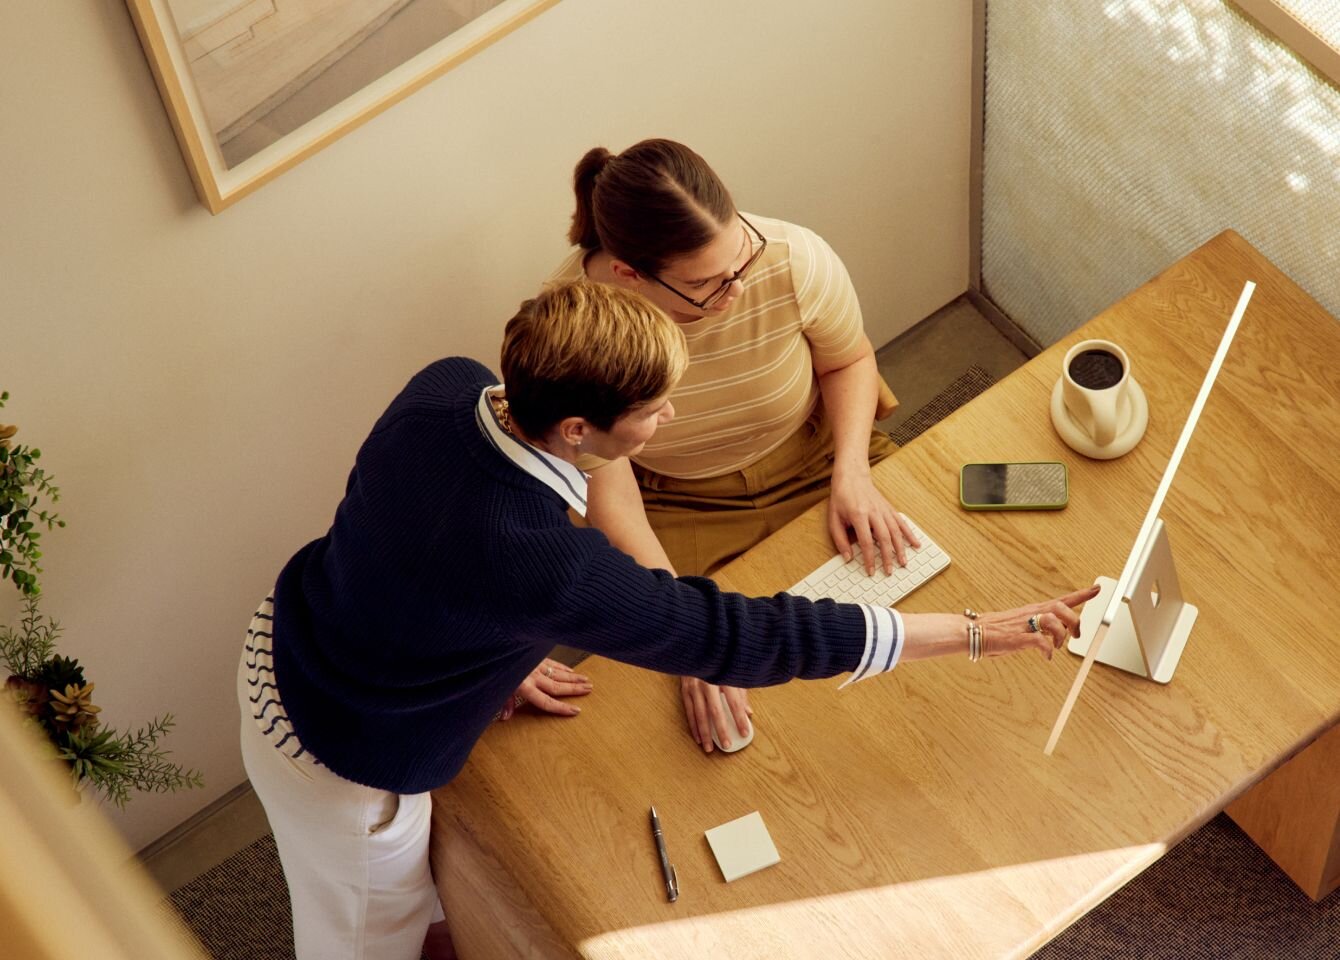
[710,691,754,753]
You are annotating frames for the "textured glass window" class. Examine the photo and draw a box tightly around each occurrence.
[981,1,1340,346]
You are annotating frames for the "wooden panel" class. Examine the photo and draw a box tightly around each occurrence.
[1227,724,1340,900]
[430,797,577,959]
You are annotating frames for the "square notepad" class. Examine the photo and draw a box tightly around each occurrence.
[704,811,781,882]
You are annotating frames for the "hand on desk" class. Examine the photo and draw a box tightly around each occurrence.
[827,470,920,575]
[681,678,751,753]
[498,658,593,720]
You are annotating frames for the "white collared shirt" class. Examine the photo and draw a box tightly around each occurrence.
[840,605,904,687]
[476,386,590,518]
[474,386,902,684]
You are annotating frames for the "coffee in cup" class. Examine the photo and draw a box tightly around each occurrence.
[1068,348,1125,391]
[1050,338,1149,459]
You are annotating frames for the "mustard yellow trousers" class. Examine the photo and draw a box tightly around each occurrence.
[633,412,896,577]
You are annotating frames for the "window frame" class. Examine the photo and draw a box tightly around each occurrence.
[1230,0,1340,91]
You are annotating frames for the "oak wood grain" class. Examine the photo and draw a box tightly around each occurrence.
[431,230,1340,958]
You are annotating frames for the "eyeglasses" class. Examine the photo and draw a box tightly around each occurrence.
[644,214,768,310]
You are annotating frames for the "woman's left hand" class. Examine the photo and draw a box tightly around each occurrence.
[827,469,919,576]
[499,658,593,720]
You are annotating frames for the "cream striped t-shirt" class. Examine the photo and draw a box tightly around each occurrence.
[545,214,868,479]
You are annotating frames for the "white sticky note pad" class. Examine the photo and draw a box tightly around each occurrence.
[704,811,781,882]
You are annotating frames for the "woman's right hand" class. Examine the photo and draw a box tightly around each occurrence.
[975,585,1100,659]
[680,677,751,753]
[899,585,1101,664]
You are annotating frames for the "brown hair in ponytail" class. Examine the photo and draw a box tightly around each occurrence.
[566,139,736,275]
[568,147,613,250]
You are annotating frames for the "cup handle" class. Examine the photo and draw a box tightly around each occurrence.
[1091,392,1118,446]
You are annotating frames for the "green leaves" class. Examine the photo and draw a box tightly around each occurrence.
[7,598,204,809]
[57,712,204,809]
[0,595,60,678]
[0,391,62,597]
[0,394,196,808]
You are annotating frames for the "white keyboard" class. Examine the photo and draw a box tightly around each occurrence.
[789,517,950,607]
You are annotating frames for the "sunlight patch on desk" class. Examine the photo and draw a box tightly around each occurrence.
[578,842,1167,959]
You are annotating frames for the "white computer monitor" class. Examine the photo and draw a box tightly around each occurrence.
[1044,280,1257,755]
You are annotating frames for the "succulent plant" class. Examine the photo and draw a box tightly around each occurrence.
[0,394,202,807]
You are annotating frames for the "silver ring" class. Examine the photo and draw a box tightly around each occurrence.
[1027,614,1041,633]
[544,665,554,678]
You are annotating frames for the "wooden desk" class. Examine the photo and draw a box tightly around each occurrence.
[431,230,1340,958]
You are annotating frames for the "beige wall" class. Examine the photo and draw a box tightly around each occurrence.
[0,0,971,850]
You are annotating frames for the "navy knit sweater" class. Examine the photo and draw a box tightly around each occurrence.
[272,357,869,793]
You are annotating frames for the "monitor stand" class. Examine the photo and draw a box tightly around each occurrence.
[1067,518,1198,684]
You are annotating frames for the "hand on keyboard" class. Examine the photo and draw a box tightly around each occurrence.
[828,474,921,575]
[792,516,950,607]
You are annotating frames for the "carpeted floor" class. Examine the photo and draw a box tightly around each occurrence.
[164,374,1339,958]
[162,831,294,960]
[889,364,997,446]
[1033,814,1340,959]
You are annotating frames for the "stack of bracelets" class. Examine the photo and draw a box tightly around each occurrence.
[964,608,984,662]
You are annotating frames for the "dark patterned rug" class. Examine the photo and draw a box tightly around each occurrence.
[1035,814,1339,958]
[162,831,294,960]
[889,363,997,446]
[160,834,431,960]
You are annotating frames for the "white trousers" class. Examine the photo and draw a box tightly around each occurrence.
[237,654,445,960]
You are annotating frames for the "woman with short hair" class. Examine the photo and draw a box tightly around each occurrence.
[239,280,1097,960]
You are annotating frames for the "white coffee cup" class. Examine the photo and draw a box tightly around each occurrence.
[1050,338,1149,459]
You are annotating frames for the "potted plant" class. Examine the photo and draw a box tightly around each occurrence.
[1,391,203,807]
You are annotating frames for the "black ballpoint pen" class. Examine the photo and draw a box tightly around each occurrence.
[649,804,679,902]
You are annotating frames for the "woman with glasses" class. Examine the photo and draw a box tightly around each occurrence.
[546,138,912,752]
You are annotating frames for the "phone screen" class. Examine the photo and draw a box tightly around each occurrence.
[960,461,1068,509]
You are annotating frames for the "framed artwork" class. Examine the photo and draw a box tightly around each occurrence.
[125,0,561,213]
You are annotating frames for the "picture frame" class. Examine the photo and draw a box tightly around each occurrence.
[125,0,561,214]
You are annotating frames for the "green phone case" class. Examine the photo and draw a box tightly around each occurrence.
[959,461,1069,511]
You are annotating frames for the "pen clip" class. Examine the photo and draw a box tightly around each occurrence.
[667,863,679,902]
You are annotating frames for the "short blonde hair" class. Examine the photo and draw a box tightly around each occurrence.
[502,281,688,437]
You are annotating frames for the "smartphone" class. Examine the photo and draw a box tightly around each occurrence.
[959,461,1069,511]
